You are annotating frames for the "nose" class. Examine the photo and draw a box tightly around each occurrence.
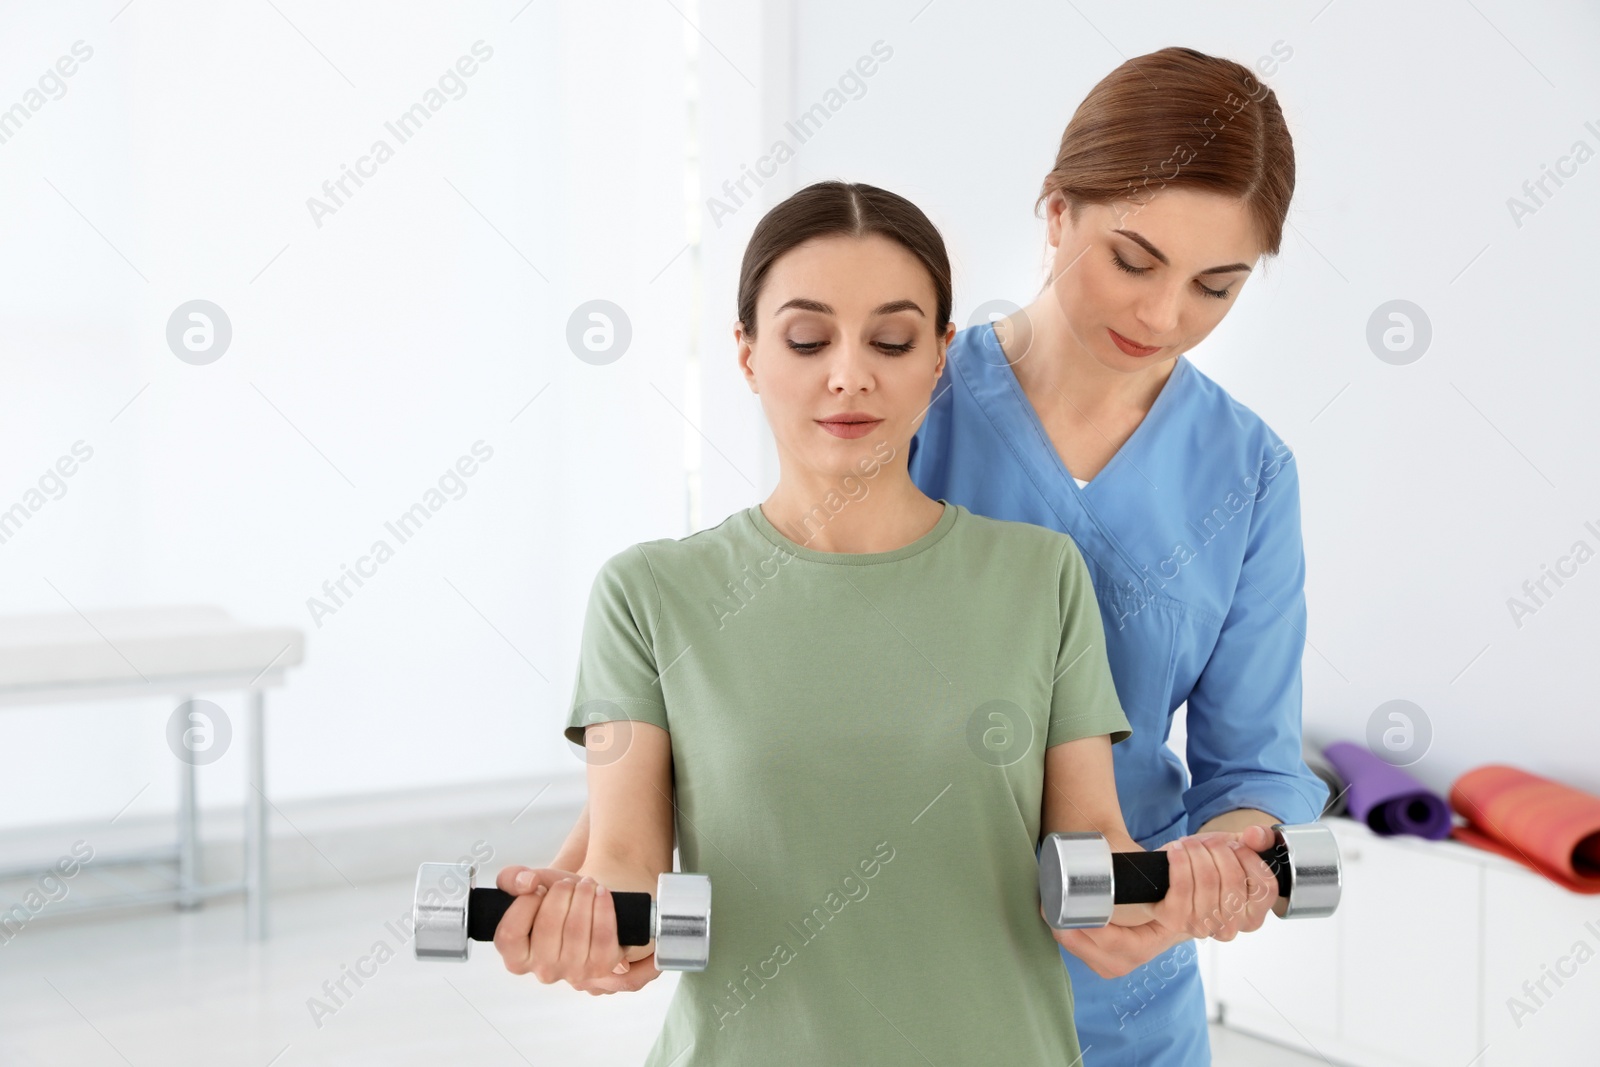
[1135,280,1183,339]
[826,338,876,395]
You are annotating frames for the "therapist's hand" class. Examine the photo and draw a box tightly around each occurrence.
[1150,825,1283,940]
[1046,825,1283,980]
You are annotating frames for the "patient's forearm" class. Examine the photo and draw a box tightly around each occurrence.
[550,801,591,871]
[571,720,676,960]
[1043,736,1152,924]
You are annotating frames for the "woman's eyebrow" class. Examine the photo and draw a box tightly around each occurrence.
[1112,228,1252,276]
[774,297,926,316]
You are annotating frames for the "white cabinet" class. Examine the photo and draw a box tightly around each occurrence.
[1335,831,1485,1066]
[1201,874,1341,1051]
[1479,865,1600,1066]
[1200,817,1599,1065]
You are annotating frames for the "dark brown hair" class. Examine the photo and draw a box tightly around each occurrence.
[736,181,952,337]
[1037,46,1295,256]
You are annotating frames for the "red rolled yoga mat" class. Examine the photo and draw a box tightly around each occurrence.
[1449,764,1600,894]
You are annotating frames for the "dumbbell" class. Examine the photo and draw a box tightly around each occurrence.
[412,862,712,970]
[1039,822,1341,929]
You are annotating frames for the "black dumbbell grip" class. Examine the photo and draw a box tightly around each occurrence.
[466,887,654,945]
[1112,839,1293,904]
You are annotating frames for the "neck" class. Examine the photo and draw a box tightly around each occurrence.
[1005,295,1178,415]
[761,464,943,554]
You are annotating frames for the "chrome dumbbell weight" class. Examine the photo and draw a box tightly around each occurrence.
[1039,822,1342,929]
[412,862,712,970]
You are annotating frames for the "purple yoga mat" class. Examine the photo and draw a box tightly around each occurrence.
[1323,741,1453,840]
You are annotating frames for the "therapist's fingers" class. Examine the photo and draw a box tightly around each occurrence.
[1184,831,1254,940]
[1199,834,1253,941]
[1149,838,1196,937]
[1180,833,1229,940]
[1237,823,1278,854]
[1232,829,1282,931]
[1194,830,1287,940]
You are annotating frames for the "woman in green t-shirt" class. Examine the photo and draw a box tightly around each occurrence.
[489,181,1278,1065]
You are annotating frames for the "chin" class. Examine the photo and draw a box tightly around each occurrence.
[1086,333,1135,371]
[1098,330,1172,371]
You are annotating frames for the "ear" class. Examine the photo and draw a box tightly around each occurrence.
[734,323,758,392]
[1044,190,1066,248]
[935,321,955,379]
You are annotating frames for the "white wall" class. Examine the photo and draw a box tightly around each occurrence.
[0,0,692,830]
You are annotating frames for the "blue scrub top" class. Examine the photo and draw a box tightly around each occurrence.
[909,322,1330,1057]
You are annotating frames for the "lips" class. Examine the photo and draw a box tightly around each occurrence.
[815,414,883,439]
[1108,327,1161,357]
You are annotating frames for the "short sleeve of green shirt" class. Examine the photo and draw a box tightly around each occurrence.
[563,544,669,746]
[1048,539,1134,748]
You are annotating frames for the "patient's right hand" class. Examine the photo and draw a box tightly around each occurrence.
[568,952,663,996]
[492,864,662,994]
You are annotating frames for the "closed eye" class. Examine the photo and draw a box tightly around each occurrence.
[785,340,917,355]
[1111,251,1234,301]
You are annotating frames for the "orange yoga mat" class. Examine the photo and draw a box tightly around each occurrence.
[1449,764,1600,894]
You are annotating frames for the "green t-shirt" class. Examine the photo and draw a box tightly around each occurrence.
[564,499,1132,1065]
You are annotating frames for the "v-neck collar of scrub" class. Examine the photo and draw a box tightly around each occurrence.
[976,320,1190,497]
[951,320,1194,592]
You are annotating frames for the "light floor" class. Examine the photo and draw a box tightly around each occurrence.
[0,875,1329,1065]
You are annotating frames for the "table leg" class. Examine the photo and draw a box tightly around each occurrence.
[245,687,267,940]
[177,692,199,910]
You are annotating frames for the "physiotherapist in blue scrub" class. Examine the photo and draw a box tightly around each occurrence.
[528,44,1327,1067]
[904,46,1328,1064]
